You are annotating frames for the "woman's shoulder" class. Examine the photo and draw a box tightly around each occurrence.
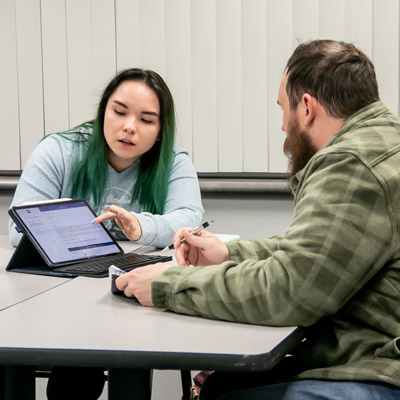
[171,145,194,166]
[172,145,190,158]
[170,146,197,175]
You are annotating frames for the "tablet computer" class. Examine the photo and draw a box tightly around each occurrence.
[8,198,124,268]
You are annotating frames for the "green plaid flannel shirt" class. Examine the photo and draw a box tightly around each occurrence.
[153,101,400,387]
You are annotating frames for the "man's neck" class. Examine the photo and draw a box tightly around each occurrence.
[310,113,345,150]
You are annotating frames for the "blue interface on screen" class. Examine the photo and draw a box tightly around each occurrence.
[15,202,120,264]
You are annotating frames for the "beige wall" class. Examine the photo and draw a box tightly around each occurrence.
[1,0,399,173]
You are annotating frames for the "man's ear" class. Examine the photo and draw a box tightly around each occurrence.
[302,94,316,127]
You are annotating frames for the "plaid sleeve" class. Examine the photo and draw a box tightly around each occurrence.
[152,151,392,326]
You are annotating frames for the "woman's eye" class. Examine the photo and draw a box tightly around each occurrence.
[142,119,153,124]
[114,110,125,116]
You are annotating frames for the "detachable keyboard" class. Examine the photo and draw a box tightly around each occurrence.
[55,252,172,276]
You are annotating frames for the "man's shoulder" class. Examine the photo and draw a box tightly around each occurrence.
[320,102,400,160]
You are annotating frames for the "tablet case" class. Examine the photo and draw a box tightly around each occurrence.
[6,234,82,278]
[7,234,172,278]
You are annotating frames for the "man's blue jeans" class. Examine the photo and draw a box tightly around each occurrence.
[216,380,400,400]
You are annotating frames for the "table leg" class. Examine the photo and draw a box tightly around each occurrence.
[3,366,35,400]
[108,368,152,400]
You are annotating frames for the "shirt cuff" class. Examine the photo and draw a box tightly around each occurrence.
[226,241,242,262]
[151,265,190,308]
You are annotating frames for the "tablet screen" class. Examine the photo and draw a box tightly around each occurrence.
[11,200,122,265]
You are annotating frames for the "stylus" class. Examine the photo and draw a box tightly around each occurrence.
[160,220,214,253]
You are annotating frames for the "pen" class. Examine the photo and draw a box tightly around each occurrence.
[161,220,214,253]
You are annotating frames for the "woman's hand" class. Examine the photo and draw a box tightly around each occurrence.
[92,205,142,241]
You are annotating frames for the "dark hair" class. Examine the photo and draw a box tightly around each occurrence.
[70,68,175,214]
[285,40,380,119]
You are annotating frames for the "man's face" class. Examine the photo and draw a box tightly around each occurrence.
[278,73,317,177]
[283,114,317,178]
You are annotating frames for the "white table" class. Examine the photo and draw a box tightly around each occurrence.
[0,237,305,399]
[0,236,71,311]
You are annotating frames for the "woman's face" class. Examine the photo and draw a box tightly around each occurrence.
[103,80,161,172]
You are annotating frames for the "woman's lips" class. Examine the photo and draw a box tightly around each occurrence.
[118,139,135,147]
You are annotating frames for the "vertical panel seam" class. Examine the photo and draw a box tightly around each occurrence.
[14,0,22,169]
[64,0,71,128]
[39,0,45,137]
[114,0,118,71]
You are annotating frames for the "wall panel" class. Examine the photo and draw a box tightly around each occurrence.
[115,0,141,71]
[293,0,319,44]
[65,0,94,128]
[216,0,243,171]
[242,0,269,172]
[140,0,166,77]
[15,0,44,167]
[319,0,346,40]
[267,0,293,172]
[190,0,218,171]
[0,0,20,170]
[372,0,399,115]
[345,0,373,58]
[91,0,117,109]
[165,0,193,153]
[41,0,69,135]
[3,0,400,173]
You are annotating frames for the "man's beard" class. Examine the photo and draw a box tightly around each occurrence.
[283,114,318,178]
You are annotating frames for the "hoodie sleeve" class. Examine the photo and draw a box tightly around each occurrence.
[133,148,204,248]
[8,135,72,247]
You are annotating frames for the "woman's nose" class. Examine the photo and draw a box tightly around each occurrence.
[123,118,136,134]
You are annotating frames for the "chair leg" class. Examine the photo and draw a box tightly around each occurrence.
[4,366,35,400]
[181,370,193,400]
[108,368,152,400]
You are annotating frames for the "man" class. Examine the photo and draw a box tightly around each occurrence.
[117,40,400,399]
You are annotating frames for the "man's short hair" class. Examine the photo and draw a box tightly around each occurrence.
[285,40,380,119]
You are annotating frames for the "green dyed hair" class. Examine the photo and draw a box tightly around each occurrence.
[70,68,175,214]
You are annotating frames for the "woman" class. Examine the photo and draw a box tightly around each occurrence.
[9,68,203,248]
[9,68,203,399]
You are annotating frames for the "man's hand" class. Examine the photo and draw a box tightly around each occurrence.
[93,205,142,241]
[115,263,173,306]
[174,228,230,266]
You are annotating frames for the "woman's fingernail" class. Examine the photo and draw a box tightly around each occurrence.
[130,223,133,227]
[119,212,124,216]
[91,218,97,223]
[105,205,110,209]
